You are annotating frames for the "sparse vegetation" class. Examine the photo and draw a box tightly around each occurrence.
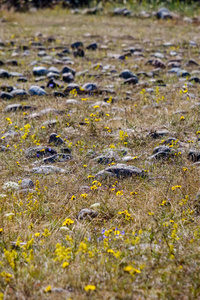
[0,4,200,300]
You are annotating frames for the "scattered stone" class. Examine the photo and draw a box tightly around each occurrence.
[25,146,57,158]
[86,42,98,50]
[63,72,74,83]
[93,151,120,165]
[77,208,98,220]
[96,164,146,179]
[3,182,19,191]
[31,165,68,175]
[61,66,76,76]
[148,146,176,160]
[119,69,138,80]
[36,153,72,164]
[49,133,64,146]
[29,85,47,96]
[33,66,48,76]
[188,149,200,162]
[0,91,13,100]
[0,69,10,78]
[20,178,34,189]
[82,82,98,92]
[10,89,28,97]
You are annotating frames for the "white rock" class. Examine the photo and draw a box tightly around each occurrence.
[2,182,19,191]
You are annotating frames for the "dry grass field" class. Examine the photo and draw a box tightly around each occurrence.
[0,5,200,299]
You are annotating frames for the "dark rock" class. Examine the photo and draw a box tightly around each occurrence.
[177,69,190,77]
[189,77,200,83]
[71,41,83,49]
[61,147,72,154]
[0,69,10,78]
[0,146,7,151]
[64,83,81,94]
[156,7,172,19]
[33,66,48,76]
[73,48,84,57]
[63,72,74,83]
[6,60,18,66]
[38,153,72,164]
[188,149,200,162]
[53,91,65,97]
[77,208,98,220]
[61,66,76,76]
[47,78,63,89]
[0,92,13,100]
[119,69,138,80]
[86,42,98,50]
[49,133,64,146]
[0,85,14,92]
[17,77,28,82]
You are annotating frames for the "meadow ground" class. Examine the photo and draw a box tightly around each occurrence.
[0,6,200,300]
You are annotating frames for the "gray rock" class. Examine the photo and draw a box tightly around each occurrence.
[20,178,34,189]
[1,130,18,139]
[48,66,60,74]
[29,85,47,96]
[31,165,68,175]
[25,146,57,158]
[148,146,176,160]
[65,99,80,105]
[93,151,120,165]
[37,153,72,164]
[4,104,22,112]
[96,163,145,179]
[42,119,58,127]
[10,89,28,97]
[77,208,98,220]
[82,82,98,92]
[47,72,60,79]
[9,72,23,77]
[124,77,138,85]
